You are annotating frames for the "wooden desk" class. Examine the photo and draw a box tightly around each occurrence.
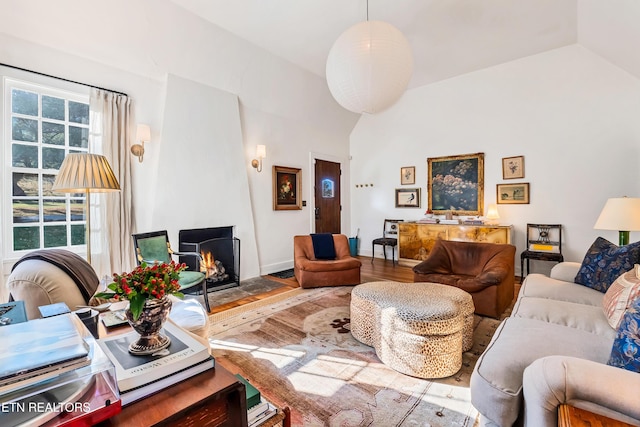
[96,316,248,427]
[558,405,636,427]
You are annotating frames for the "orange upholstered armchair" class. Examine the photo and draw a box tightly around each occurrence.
[412,239,516,318]
[294,234,362,289]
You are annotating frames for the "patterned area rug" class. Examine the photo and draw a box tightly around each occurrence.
[208,286,501,427]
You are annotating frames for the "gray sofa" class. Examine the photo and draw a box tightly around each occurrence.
[470,261,640,426]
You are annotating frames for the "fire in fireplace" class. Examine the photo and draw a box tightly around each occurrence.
[178,226,240,292]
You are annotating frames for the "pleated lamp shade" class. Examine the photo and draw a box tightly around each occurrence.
[53,154,120,193]
[326,20,413,114]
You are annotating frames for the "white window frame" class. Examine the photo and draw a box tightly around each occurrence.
[2,77,90,260]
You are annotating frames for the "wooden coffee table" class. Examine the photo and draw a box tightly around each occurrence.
[558,405,636,427]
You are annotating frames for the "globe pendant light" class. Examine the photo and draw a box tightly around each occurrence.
[326,17,413,114]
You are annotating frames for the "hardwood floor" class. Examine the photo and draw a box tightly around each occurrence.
[209,256,412,314]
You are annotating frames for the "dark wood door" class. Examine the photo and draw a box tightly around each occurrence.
[314,159,341,234]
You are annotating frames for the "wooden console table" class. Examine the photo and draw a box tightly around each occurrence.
[398,222,512,266]
[558,404,636,427]
[97,363,248,427]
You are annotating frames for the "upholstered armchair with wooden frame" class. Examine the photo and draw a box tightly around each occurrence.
[294,234,362,289]
[413,239,516,318]
[132,230,210,312]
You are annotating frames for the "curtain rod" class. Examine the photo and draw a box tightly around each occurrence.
[0,62,128,97]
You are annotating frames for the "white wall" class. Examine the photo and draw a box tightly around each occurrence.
[351,45,640,275]
[0,0,358,286]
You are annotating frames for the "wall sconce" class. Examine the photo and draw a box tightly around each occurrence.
[251,144,266,172]
[131,124,151,163]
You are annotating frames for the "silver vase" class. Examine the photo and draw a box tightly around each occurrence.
[126,296,172,355]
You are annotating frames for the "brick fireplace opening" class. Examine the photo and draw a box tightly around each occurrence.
[178,226,240,292]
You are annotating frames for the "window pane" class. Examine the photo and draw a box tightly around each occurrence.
[70,200,85,221]
[42,95,65,120]
[68,101,89,124]
[69,126,88,148]
[12,117,38,142]
[43,147,65,170]
[13,173,39,196]
[43,199,66,222]
[71,224,85,245]
[44,225,67,248]
[13,199,39,223]
[42,174,57,196]
[12,89,38,116]
[42,121,65,145]
[12,144,38,168]
[14,227,40,251]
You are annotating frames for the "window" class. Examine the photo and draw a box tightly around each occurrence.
[4,78,90,256]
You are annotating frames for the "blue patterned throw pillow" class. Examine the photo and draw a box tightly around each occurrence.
[608,296,640,372]
[574,237,640,292]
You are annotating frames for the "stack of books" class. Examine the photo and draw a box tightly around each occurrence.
[0,313,91,394]
[97,321,215,406]
[417,218,438,224]
[236,374,278,426]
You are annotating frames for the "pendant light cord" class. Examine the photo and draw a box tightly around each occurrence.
[366,0,369,21]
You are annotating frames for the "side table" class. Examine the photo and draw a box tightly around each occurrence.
[558,404,636,427]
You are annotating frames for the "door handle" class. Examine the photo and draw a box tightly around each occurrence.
[315,207,320,219]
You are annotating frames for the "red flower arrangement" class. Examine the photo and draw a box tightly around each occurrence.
[96,261,185,321]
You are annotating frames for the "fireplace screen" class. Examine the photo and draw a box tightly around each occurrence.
[179,227,240,291]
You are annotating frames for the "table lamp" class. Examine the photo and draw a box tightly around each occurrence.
[593,197,640,246]
[52,154,121,264]
[485,204,500,225]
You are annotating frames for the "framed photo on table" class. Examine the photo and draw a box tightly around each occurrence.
[273,166,302,210]
[400,166,415,185]
[395,188,421,208]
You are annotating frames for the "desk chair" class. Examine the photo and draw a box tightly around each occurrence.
[132,230,210,312]
[371,219,403,265]
[520,224,563,281]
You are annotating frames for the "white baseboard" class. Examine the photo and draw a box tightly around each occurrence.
[259,260,294,276]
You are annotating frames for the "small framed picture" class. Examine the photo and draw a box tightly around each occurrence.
[497,183,530,204]
[273,165,302,210]
[502,156,524,179]
[400,166,415,185]
[395,188,421,208]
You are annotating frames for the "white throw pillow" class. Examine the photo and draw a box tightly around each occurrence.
[602,265,640,329]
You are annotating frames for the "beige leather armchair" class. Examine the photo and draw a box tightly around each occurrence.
[294,234,362,289]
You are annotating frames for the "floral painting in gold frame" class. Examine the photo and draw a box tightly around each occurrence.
[273,165,302,210]
[427,152,484,215]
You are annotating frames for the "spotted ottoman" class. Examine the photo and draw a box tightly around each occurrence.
[350,281,475,379]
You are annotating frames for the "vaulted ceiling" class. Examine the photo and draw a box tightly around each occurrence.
[169,0,578,89]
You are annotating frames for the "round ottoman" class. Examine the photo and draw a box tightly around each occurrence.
[350,281,474,379]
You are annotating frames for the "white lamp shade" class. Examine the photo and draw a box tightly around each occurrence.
[326,20,413,114]
[594,197,640,231]
[256,144,266,159]
[485,204,500,220]
[136,124,151,142]
[52,153,121,193]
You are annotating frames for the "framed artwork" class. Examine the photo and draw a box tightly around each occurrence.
[427,152,484,215]
[400,166,416,185]
[273,165,302,210]
[502,155,525,179]
[395,188,421,208]
[497,182,530,204]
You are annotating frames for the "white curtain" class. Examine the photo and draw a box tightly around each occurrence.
[89,89,135,278]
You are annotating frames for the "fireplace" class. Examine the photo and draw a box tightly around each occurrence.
[178,226,240,292]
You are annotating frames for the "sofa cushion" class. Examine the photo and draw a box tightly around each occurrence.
[520,273,603,306]
[608,296,640,372]
[602,267,640,329]
[311,233,336,260]
[470,317,614,427]
[512,297,615,337]
[574,237,640,293]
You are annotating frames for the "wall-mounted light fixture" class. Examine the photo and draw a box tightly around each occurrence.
[131,124,151,163]
[251,144,266,172]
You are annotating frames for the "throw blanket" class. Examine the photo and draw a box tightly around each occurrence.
[311,233,336,260]
[11,249,99,302]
